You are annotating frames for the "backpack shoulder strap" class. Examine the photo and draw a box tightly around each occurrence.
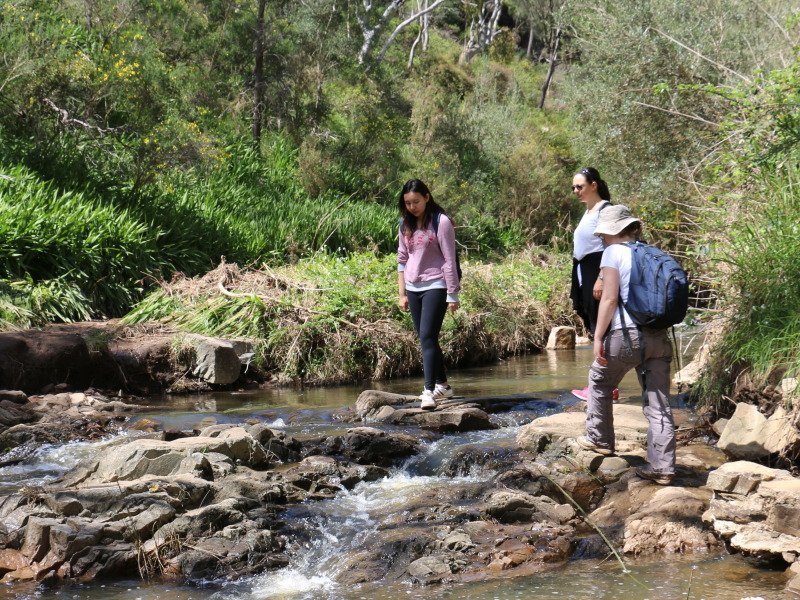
[432,211,441,235]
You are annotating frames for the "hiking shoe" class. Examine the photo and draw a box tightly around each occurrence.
[419,389,437,410]
[433,383,454,400]
[572,387,619,401]
[571,386,589,401]
[635,466,674,486]
[575,435,614,456]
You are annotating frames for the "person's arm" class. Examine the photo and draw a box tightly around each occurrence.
[592,271,604,300]
[593,266,619,366]
[398,270,408,311]
[398,228,409,310]
[436,215,460,310]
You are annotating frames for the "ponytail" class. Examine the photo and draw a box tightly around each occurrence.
[597,180,611,201]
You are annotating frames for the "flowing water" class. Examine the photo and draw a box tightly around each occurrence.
[0,342,791,599]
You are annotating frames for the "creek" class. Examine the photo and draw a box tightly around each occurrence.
[0,343,790,599]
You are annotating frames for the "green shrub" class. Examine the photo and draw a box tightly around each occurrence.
[713,168,800,385]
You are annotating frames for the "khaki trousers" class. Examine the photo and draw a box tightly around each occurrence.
[585,328,676,474]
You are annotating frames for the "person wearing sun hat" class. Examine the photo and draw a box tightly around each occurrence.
[574,204,677,486]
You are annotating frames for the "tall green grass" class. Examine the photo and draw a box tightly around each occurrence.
[716,167,800,384]
[0,138,399,324]
[0,165,166,317]
[158,139,398,262]
[123,250,578,384]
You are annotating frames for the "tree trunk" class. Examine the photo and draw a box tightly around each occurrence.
[460,0,502,64]
[526,19,534,59]
[252,0,267,149]
[538,26,560,109]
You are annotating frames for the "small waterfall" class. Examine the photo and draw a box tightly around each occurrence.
[223,425,512,600]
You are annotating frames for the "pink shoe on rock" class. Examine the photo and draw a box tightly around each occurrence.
[571,387,620,401]
[571,387,589,401]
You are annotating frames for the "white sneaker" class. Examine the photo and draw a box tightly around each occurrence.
[419,389,437,410]
[433,383,454,399]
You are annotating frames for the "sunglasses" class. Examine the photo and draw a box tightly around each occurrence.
[572,184,585,191]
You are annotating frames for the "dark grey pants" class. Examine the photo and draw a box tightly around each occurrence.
[407,288,448,392]
[585,328,676,474]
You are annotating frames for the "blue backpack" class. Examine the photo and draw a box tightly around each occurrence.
[621,241,689,330]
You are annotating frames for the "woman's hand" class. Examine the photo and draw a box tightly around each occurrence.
[592,279,603,300]
[399,295,409,311]
[593,337,607,366]
[448,301,460,312]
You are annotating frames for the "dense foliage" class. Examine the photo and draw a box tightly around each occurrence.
[0,0,577,322]
[697,56,800,393]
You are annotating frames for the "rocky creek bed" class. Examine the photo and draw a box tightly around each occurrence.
[0,385,798,597]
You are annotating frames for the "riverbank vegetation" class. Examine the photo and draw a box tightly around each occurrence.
[123,250,573,384]
[1,0,798,396]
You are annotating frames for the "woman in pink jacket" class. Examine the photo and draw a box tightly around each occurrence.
[397,179,461,410]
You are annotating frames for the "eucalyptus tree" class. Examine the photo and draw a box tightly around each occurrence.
[460,0,503,63]
[505,0,550,59]
[353,0,449,65]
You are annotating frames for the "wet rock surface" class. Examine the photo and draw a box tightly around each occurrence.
[1,385,799,597]
[0,423,392,584]
[0,390,147,464]
[353,389,549,433]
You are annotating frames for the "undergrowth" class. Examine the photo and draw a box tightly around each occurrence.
[123,250,575,385]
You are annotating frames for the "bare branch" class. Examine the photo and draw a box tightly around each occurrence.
[632,100,720,127]
[649,27,752,84]
[375,0,446,65]
[754,4,794,45]
[0,54,32,95]
[42,98,123,135]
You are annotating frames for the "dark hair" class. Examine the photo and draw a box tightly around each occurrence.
[397,179,447,235]
[620,221,642,239]
[576,167,611,201]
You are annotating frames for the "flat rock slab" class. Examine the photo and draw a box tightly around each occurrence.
[372,403,498,433]
[355,390,555,433]
[516,403,649,450]
[355,390,545,419]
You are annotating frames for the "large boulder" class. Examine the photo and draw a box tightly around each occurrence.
[185,334,243,385]
[301,427,419,467]
[356,391,497,433]
[546,327,576,350]
[703,460,800,584]
[355,390,413,419]
[716,403,800,460]
[484,490,575,525]
[621,486,718,555]
[517,403,649,451]
[72,427,268,484]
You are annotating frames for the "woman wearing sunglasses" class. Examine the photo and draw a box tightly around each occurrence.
[569,167,617,401]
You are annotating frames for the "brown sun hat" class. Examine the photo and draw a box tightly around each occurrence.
[594,204,641,236]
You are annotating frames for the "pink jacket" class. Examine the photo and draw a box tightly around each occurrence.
[398,213,461,296]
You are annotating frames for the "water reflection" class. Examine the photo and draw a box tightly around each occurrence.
[138,343,653,426]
